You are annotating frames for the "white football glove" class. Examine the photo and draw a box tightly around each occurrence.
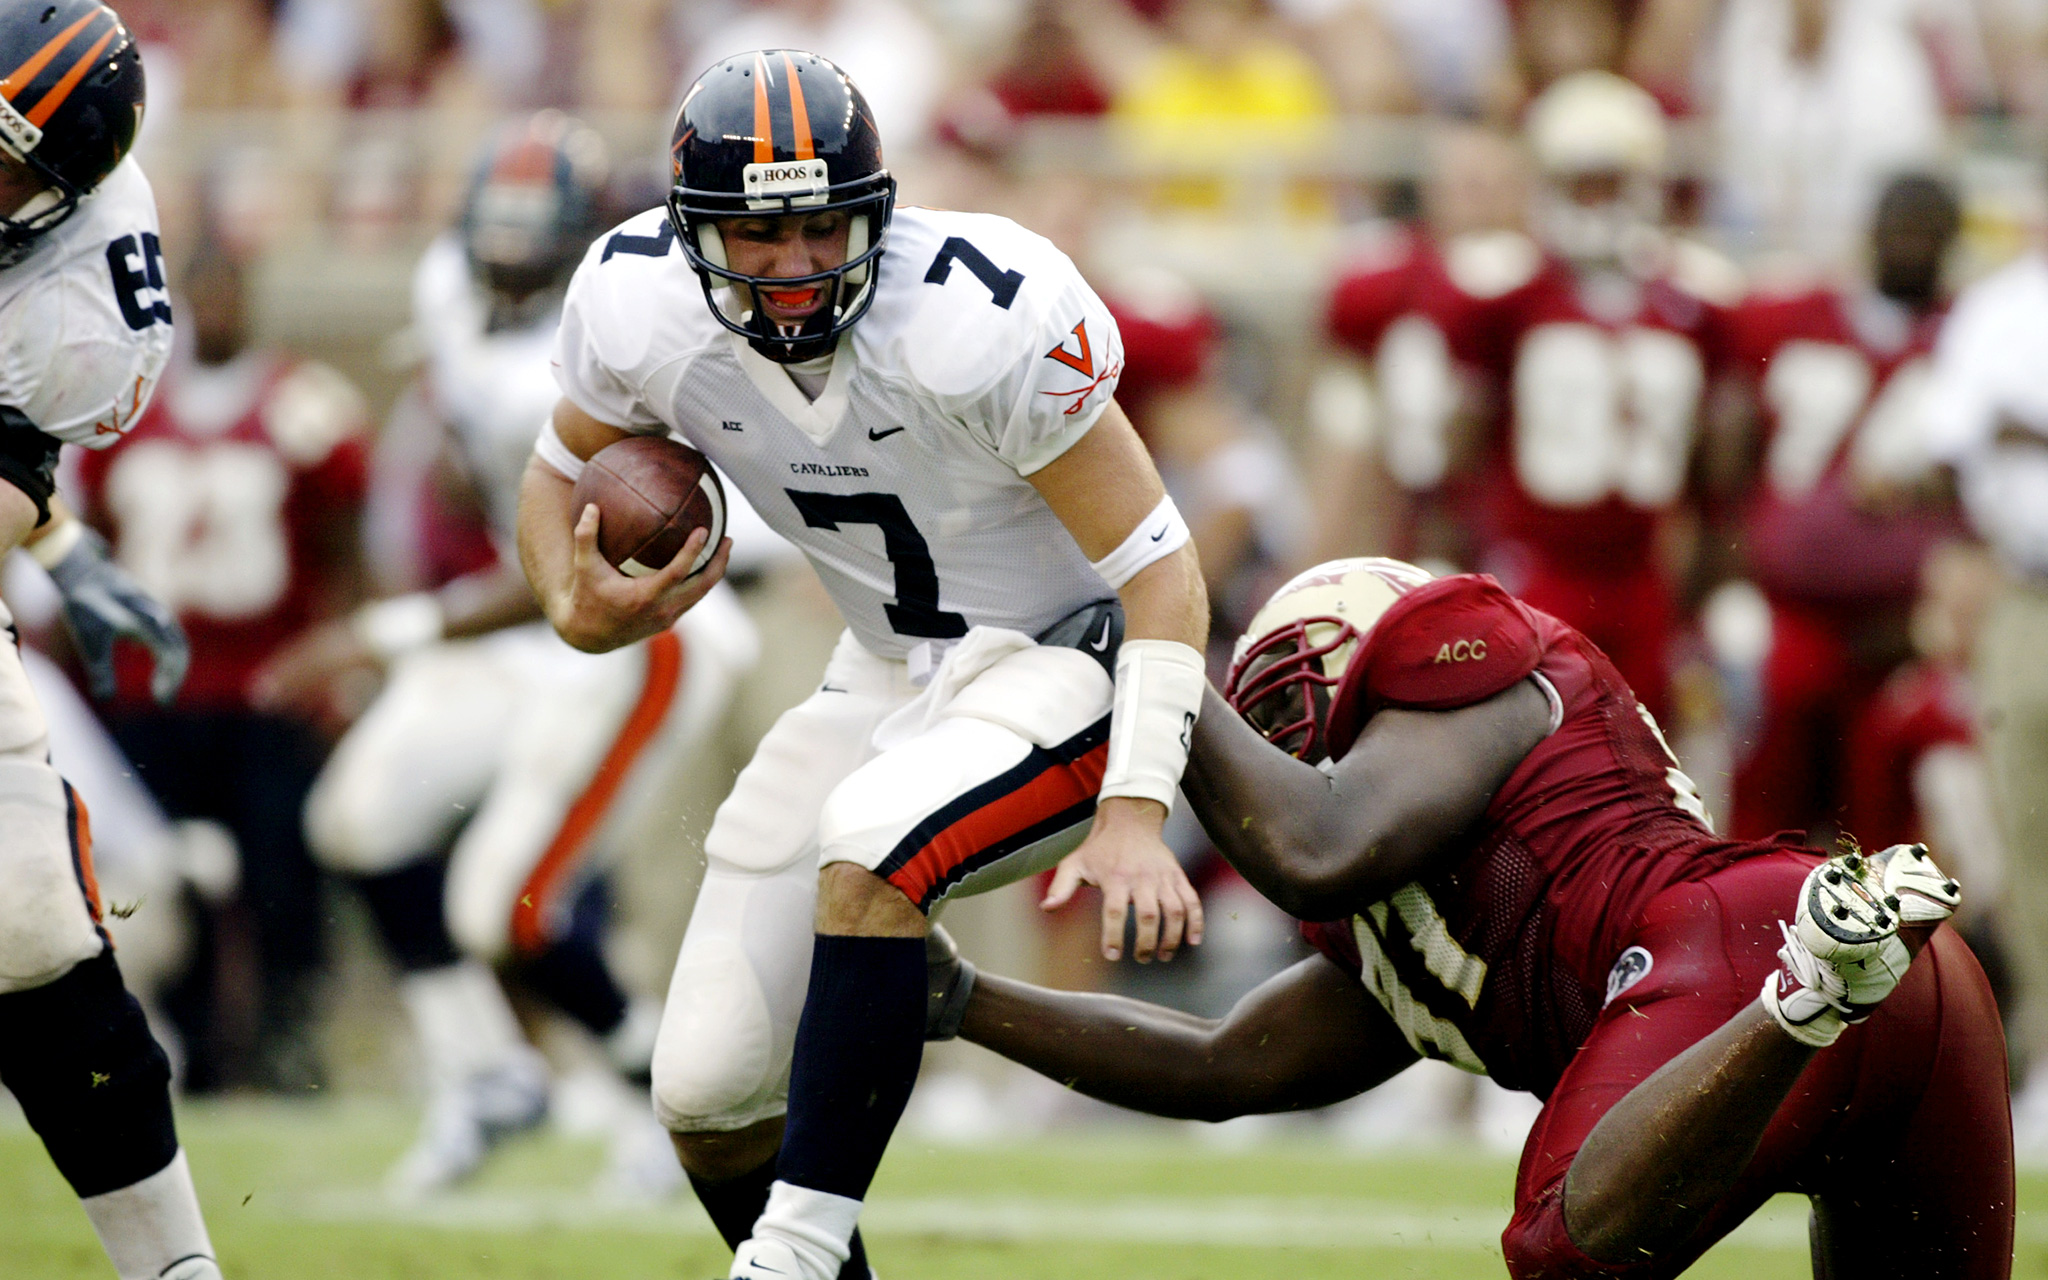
[1762,845,1961,1048]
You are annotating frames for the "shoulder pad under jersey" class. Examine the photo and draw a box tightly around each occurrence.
[1326,573,1543,750]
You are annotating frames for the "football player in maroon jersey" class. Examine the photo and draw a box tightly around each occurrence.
[927,557,2010,1278]
[1713,174,1967,841]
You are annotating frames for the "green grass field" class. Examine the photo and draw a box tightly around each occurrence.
[4,1098,2044,1279]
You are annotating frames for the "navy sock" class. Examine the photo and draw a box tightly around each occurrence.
[776,933,927,1202]
[516,930,627,1039]
[689,1158,870,1279]
[355,860,459,972]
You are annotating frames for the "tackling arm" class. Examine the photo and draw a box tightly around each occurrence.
[1183,678,1551,920]
[959,955,1411,1122]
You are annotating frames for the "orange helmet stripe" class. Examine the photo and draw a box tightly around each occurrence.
[24,23,114,127]
[781,52,814,161]
[751,52,773,164]
[0,7,103,104]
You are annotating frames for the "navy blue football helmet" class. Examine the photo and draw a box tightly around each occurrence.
[0,0,144,266]
[460,109,610,304]
[667,50,894,363]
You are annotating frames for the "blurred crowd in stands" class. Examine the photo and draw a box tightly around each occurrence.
[14,0,2048,1172]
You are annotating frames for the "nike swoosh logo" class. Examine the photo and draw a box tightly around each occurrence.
[868,426,905,441]
[1149,525,1167,542]
[820,683,849,693]
[1088,617,1112,651]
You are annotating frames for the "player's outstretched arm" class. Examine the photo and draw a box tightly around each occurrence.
[1183,678,1551,921]
[1030,402,1210,963]
[516,398,730,653]
[960,954,1410,1121]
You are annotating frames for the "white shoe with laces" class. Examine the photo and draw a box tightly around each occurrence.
[386,1047,550,1195]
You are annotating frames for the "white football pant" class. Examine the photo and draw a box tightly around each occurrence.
[306,582,758,962]
[651,626,1112,1133]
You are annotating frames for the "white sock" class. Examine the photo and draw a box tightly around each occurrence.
[78,1149,219,1280]
[751,1179,862,1280]
[399,960,526,1085]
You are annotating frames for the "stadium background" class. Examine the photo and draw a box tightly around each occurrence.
[7,0,2048,1275]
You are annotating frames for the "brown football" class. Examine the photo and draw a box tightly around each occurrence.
[569,436,726,578]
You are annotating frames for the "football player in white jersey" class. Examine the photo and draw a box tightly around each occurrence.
[258,113,760,1196]
[518,51,1210,1280]
[0,3,221,1278]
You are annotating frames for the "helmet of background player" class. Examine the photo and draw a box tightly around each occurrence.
[1224,558,1436,763]
[1524,71,1666,269]
[667,49,895,364]
[0,0,144,268]
[460,110,610,303]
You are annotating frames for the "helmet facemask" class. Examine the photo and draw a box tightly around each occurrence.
[0,143,83,267]
[671,165,893,363]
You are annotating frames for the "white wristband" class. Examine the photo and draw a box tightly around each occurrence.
[1090,494,1190,590]
[533,414,587,482]
[1098,638,1205,809]
[26,516,84,570]
[352,593,445,661]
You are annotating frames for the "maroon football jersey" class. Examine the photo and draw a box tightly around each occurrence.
[1303,602,1774,1097]
[1461,257,1726,576]
[76,350,369,708]
[1844,659,1978,851]
[1726,287,1965,616]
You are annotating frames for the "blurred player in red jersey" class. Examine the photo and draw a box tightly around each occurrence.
[1713,174,1968,841]
[76,237,370,1091]
[929,557,2010,1278]
[1452,72,1741,723]
[1313,122,1534,567]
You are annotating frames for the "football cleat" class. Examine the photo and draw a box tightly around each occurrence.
[730,1236,811,1280]
[1761,852,1914,1048]
[924,924,976,1042]
[386,1048,550,1195]
[1870,842,1962,925]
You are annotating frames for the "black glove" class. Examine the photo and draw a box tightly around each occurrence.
[925,924,977,1042]
[45,526,188,704]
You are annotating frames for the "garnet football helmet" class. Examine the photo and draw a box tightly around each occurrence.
[666,49,894,363]
[1224,557,1434,762]
[460,110,609,304]
[0,0,144,267]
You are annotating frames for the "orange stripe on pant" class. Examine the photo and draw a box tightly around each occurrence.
[61,780,107,945]
[509,630,684,956]
[881,719,1110,911]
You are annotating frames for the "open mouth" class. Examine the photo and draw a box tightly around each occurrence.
[760,286,823,315]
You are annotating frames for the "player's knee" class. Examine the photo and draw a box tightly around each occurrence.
[650,940,781,1130]
[1500,1185,1637,1280]
[0,759,105,992]
[0,949,177,1198]
[304,763,420,875]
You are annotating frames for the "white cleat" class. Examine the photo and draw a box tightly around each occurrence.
[386,1048,550,1195]
[160,1258,224,1280]
[593,1104,684,1203]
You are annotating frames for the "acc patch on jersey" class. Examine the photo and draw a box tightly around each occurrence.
[1349,575,1543,711]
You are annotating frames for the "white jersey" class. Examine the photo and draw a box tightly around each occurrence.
[414,233,560,542]
[0,158,171,450]
[554,205,1125,660]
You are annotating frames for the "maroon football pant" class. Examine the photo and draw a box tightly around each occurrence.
[1503,854,2012,1279]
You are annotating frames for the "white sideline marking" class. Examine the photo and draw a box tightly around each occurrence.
[282,1190,1820,1251]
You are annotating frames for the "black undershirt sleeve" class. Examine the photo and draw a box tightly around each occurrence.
[0,405,60,527]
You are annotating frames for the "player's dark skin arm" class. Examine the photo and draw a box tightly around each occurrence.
[1180,678,1552,920]
[959,955,1415,1121]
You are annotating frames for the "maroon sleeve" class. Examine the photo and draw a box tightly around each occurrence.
[1357,574,1544,709]
[1299,918,1363,978]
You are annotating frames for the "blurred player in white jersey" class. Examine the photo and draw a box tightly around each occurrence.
[257,113,759,1196]
[519,51,1210,1280]
[0,3,224,1277]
